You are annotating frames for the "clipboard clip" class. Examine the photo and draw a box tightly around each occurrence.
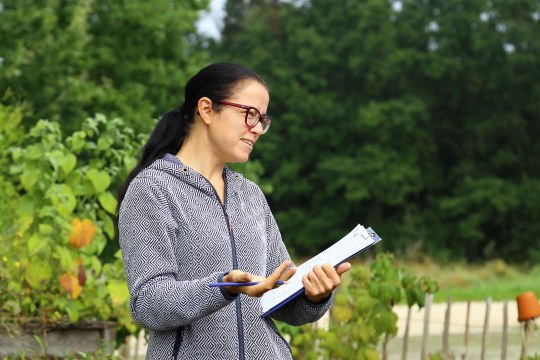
[367,227,381,241]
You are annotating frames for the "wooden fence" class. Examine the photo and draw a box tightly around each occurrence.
[396,295,537,360]
[119,295,538,359]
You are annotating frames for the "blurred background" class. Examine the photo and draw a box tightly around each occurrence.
[1,0,539,359]
[3,0,540,261]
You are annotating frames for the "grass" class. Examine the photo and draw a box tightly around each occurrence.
[395,258,540,303]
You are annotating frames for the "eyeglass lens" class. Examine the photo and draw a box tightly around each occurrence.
[214,100,270,133]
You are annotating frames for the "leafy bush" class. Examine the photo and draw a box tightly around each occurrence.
[277,253,438,360]
[0,112,144,337]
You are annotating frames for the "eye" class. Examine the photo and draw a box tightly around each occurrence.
[246,108,258,120]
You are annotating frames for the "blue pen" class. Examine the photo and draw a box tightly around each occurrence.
[209,280,287,287]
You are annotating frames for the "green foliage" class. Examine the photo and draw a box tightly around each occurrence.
[277,253,438,359]
[0,109,143,337]
[0,0,210,132]
[214,0,540,262]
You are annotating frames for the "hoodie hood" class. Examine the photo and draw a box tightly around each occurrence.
[143,153,245,201]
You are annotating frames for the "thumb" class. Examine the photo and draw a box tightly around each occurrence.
[336,262,352,276]
[226,270,252,282]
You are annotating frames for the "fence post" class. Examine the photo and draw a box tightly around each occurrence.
[442,295,452,359]
[481,297,492,360]
[401,306,412,360]
[520,319,535,359]
[421,293,433,360]
[501,300,508,360]
[461,300,471,360]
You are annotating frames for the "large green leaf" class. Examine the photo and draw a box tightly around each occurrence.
[27,233,49,255]
[102,212,115,238]
[47,184,76,217]
[48,150,77,175]
[25,261,52,289]
[98,191,117,214]
[66,171,94,196]
[56,245,73,270]
[20,165,40,192]
[86,168,111,193]
[106,279,130,306]
[373,309,397,335]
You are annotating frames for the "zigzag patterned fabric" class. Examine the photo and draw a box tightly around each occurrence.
[119,154,333,359]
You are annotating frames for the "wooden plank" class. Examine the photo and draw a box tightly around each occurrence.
[442,295,452,359]
[461,300,471,360]
[521,319,535,359]
[421,293,433,360]
[401,306,412,360]
[501,300,508,360]
[481,297,492,360]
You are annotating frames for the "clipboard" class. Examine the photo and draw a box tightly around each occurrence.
[260,224,382,317]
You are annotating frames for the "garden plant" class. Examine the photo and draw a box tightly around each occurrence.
[0,106,143,355]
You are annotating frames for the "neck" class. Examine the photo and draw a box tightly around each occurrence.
[175,135,225,182]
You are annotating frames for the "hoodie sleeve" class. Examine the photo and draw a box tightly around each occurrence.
[260,194,333,326]
[119,177,236,331]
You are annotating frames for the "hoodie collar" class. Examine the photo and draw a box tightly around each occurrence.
[149,154,244,198]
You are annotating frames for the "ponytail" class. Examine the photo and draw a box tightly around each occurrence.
[138,104,189,169]
[115,103,191,219]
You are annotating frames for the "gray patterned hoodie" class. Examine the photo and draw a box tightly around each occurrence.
[119,155,333,359]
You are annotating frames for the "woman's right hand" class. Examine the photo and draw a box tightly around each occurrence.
[222,260,296,298]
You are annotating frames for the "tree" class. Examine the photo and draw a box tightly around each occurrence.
[0,0,210,132]
[212,0,540,262]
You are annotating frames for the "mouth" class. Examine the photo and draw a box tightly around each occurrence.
[241,139,255,149]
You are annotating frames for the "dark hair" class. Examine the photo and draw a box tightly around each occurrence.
[115,63,267,220]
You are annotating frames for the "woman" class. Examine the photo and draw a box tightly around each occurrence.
[117,63,351,359]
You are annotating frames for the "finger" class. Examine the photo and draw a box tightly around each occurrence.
[312,265,328,284]
[311,266,334,292]
[281,266,297,281]
[226,270,252,283]
[250,275,266,282]
[304,272,327,301]
[222,271,253,296]
[322,263,341,283]
[268,260,292,282]
[307,270,325,292]
[335,262,352,276]
[302,274,314,293]
[257,260,291,291]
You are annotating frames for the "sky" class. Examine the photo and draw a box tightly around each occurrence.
[196,0,226,40]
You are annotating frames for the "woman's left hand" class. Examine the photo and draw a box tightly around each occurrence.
[303,262,352,304]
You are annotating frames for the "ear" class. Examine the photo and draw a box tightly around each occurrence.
[197,97,214,126]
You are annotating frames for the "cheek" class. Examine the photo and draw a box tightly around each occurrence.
[209,123,237,151]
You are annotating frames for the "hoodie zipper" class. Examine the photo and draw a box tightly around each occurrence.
[203,173,245,360]
[172,327,183,359]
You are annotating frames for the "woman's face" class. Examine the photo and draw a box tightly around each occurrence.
[208,80,270,164]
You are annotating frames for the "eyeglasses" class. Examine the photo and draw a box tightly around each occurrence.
[213,100,271,134]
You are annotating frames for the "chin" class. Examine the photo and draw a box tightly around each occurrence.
[228,153,250,164]
[231,157,250,164]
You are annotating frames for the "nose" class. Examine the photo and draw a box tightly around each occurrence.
[249,121,264,135]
